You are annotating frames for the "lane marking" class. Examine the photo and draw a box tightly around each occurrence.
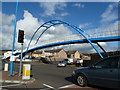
[58,84,75,89]
[0,83,23,88]
[43,83,55,89]
[40,88,51,90]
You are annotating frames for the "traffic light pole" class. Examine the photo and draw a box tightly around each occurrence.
[19,43,23,76]
[10,0,19,77]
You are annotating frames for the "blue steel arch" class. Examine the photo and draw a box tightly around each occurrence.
[27,20,104,58]
[35,20,90,45]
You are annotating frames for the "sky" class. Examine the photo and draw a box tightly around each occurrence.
[1,1,119,54]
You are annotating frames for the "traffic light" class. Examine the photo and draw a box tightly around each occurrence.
[18,30,24,43]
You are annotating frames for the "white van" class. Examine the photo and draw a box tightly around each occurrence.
[64,58,73,65]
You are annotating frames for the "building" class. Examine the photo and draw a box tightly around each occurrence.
[25,52,32,58]
[42,49,68,62]
[82,54,91,60]
[43,49,67,58]
[32,51,43,58]
[4,51,12,59]
[66,51,81,59]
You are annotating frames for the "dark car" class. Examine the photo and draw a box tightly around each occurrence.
[72,55,120,89]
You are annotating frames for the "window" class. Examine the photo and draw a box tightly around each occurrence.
[94,57,119,69]
[118,57,120,68]
[64,59,68,61]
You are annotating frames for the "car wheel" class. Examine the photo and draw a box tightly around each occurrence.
[76,74,87,87]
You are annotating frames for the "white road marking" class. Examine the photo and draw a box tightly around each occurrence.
[58,84,75,89]
[0,83,23,88]
[39,88,51,90]
[43,84,55,89]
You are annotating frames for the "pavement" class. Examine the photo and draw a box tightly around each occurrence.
[0,71,35,84]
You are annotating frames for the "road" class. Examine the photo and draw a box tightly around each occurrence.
[2,62,98,89]
[31,63,75,88]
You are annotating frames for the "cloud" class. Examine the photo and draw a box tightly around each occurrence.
[2,25,14,50]
[85,20,119,52]
[0,12,15,26]
[17,10,43,36]
[1,10,73,50]
[52,42,108,54]
[37,20,119,54]
[36,24,73,44]
[16,10,45,49]
[79,23,91,29]
[1,10,44,50]
[17,10,73,49]
[73,3,85,8]
[87,20,118,36]
[40,2,67,17]
[60,12,69,16]
[100,3,118,24]
[1,12,15,50]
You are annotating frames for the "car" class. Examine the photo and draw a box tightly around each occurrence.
[57,61,67,67]
[72,55,120,89]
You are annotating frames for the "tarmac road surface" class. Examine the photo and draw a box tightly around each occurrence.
[2,62,101,89]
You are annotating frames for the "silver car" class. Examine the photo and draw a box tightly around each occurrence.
[57,61,67,67]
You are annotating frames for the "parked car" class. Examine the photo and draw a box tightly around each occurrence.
[64,58,73,65]
[72,55,120,89]
[57,61,67,67]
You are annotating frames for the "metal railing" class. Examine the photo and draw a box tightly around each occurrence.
[28,29,119,50]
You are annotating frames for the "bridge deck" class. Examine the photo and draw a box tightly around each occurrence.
[14,36,120,55]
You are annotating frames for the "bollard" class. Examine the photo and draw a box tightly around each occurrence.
[22,64,31,80]
[4,63,8,71]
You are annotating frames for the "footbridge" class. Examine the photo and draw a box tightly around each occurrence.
[13,20,120,59]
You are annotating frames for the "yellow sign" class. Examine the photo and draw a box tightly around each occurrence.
[22,64,31,80]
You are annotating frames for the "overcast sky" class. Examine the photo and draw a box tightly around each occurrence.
[1,1,119,54]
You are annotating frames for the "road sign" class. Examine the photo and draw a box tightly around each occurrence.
[22,64,31,80]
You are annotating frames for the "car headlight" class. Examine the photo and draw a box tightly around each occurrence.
[72,71,75,74]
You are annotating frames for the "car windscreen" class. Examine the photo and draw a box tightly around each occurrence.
[93,56,120,68]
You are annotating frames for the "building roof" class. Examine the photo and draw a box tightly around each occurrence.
[33,51,42,54]
[44,49,63,53]
[82,53,90,56]
[66,51,78,55]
